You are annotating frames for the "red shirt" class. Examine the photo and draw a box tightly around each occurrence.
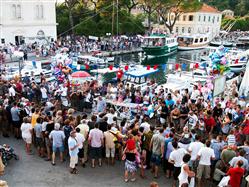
[204,116,216,128]
[227,167,244,187]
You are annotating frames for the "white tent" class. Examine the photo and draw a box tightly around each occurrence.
[239,64,249,96]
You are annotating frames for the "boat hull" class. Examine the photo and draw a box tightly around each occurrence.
[142,45,178,56]
[178,44,208,51]
[229,64,246,73]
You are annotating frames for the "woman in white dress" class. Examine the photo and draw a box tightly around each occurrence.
[178,154,195,187]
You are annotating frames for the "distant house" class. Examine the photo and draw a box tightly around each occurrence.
[170,4,222,40]
[222,10,234,18]
[0,0,57,45]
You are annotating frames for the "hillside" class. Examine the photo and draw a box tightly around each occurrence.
[203,0,249,16]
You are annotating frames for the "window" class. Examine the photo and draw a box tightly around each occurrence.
[203,16,206,22]
[204,37,207,42]
[182,27,185,33]
[12,4,16,18]
[16,5,21,19]
[189,15,194,21]
[194,38,198,43]
[208,16,211,22]
[200,38,203,43]
[212,16,215,23]
[188,27,191,33]
[183,15,186,21]
[198,15,201,22]
[217,16,220,22]
[176,27,179,33]
[176,16,180,21]
[36,4,44,19]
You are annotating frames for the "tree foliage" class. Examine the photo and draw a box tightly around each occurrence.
[203,0,249,16]
[156,0,201,33]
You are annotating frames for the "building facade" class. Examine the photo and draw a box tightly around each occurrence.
[171,4,222,40]
[0,0,57,45]
[222,9,234,18]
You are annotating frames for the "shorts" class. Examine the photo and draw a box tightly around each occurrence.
[13,121,21,128]
[90,147,102,159]
[196,164,211,179]
[164,159,174,171]
[78,148,84,159]
[173,166,181,180]
[70,156,78,168]
[106,147,115,158]
[151,153,161,166]
[52,146,64,153]
[36,137,44,148]
[23,137,32,144]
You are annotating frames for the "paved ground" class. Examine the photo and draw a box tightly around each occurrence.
[0,137,171,187]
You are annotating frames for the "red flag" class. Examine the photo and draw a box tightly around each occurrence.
[195,63,199,69]
[124,65,129,71]
[85,64,89,70]
[175,63,179,70]
[117,70,123,79]
[147,65,150,70]
[153,65,158,70]
[235,59,239,64]
[109,65,113,70]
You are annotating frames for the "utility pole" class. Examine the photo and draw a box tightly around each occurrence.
[112,0,115,35]
[116,0,119,36]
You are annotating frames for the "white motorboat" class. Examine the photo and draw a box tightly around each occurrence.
[228,63,246,73]
[177,34,210,51]
[77,55,107,67]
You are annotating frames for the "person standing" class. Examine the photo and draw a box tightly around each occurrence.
[20,117,33,154]
[150,128,165,178]
[196,140,215,187]
[178,154,195,187]
[11,102,21,139]
[68,130,79,174]
[169,141,187,187]
[104,125,115,165]
[77,119,89,165]
[88,123,104,168]
[49,123,65,165]
[75,127,85,167]
[226,160,245,187]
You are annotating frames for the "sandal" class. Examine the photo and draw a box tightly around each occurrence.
[130,178,136,182]
[51,162,56,166]
[124,179,129,182]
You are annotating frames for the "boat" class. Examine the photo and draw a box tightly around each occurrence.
[177,34,210,51]
[94,52,115,62]
[123,66,159,92]
[77,55,107,68]
[5,61,54,83]
[210,41,233,47]
[142,34,178,56]
[228,63,246,73]
[236,37,249,47]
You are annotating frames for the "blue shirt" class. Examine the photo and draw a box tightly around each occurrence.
[68,137,79,157]
[211,139,224,160]
[11,107,20,121]
[165,99,174,108]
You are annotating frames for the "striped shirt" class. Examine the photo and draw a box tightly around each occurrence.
[227,134,236,146]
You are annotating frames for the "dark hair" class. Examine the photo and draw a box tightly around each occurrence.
[107,124,112,130]
[237,160,243,167]
[139,126,144,133]
[150,126,155,131]
[183,154,191,163]
[239,149,246,156]
[76,127,80,133]
[36,117,42,124]
[159,128,164,133]
[82,113,88,119]
[172,141,178,149]
[94,123,99,128]
[205,140,211,147]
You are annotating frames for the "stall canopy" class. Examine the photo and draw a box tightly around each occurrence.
[71,71,91,78]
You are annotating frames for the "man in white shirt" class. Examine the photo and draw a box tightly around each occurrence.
[190,85,200,103]
[105,108,116,125]
[187,111,198,129]
[40,85,48,102]
[196,140,215,187]
[8,84,16,97]
[140,117,151,133]
[188,135,204,171]
[77,120,89,164]
[75,127,85,167]
[169,141,187,187]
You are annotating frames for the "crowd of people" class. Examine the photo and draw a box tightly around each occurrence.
[0,66,248,187]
